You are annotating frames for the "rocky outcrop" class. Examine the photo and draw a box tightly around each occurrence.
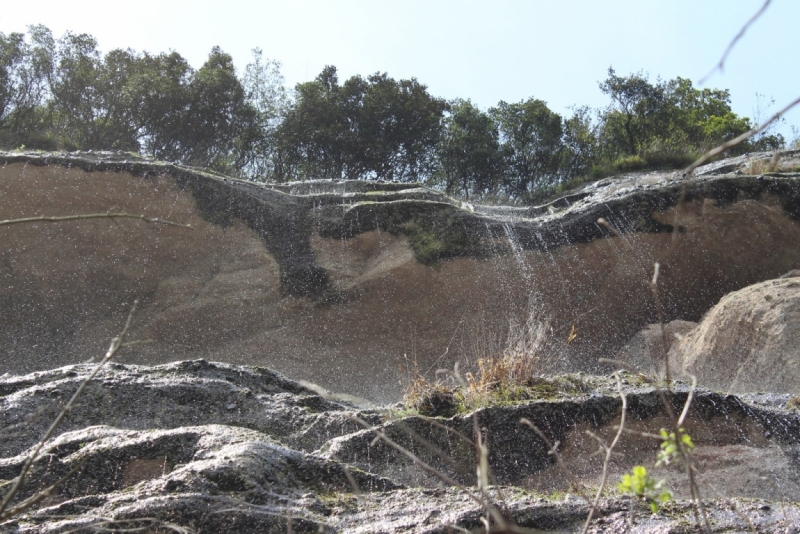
[3,150,800,402]
[669,273,800,394]
[615,320,698,376]
[2,361,800,533]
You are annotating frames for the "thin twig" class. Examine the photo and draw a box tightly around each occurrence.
[0,300,142,519]
[60,517,193,534]
[674,377,710,533]
[0,213,192,228]
[698,0,771,85]
[704,482,756,534]
[0,460,85,522]
[389,419,475,480]
[349,414,543,534]
[518,419,594,509]
[649,263,671,384]
[677,376,697,427]
[350,415,464,489]
[582,372,627,533]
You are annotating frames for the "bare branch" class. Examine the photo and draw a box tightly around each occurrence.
[0,300,142,518]
[0,213,192,229]
[699,0,771,85]
[518,419,594,509]
[0,460,85,521]
[60,517,194,534]
[677,375,697,427]
[349,414,465,489]
[582,372,627,533]
[650,263,671,384]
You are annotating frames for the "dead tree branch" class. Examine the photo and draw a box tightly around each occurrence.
[0,213,192,228]
[699,0,771,85]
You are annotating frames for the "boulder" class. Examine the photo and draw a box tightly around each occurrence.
[669,276,800,394]
[615,320,698,376]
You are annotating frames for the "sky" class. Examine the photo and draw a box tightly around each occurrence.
[2,0,798,139]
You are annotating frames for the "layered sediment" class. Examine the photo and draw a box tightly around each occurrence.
[2,150,800,401]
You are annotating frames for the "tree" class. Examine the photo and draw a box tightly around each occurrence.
[562,106,599,180]
[132,51,194,162]
[352,73,448,181]
[0,31,32,145]
[490,98,565,199]
[0,26,54,149]
[277,65,350,180]
[434,99,502,199]
[597,67,773,164]
[276,66,447,181]
[664,77,751,152]
[598,67,669,158]
[178,46,257,173]
[239,48,290,180]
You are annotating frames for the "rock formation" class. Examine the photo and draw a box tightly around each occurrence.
[4,150,800,532]
[669,272,800,394]
[3,150,800,402]
[2,360,799,533]
[615,320,698,376]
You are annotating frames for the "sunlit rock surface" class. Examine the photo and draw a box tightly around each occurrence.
[615,320,698,376]
[2,361,800,533]
[2,150,800,401]
[670,272,800,394]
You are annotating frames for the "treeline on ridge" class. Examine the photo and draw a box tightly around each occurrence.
[0,25,788,203]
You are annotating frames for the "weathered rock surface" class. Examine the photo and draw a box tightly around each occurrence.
[324,375,800,502]
[3,151,800,401]
[2,361,800,533]
[669,274,800,394]
[616,320,698,376]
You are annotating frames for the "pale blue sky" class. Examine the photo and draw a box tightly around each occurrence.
[2,0,798,138]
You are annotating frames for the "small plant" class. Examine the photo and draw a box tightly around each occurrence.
[618,465,673,513]
[656,428,695,467]
[786,396,800,411]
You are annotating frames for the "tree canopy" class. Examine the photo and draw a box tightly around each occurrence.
[0,26,789,202]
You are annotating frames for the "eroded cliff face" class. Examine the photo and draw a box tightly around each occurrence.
[2,151,800,401]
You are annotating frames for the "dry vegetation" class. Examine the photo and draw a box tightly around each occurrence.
[402,306,580,416]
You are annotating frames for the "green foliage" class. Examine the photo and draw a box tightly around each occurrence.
[618,465,673,513]
[490,98,565,199]
[0,25,791,198]
[0,26,273,176]
[431,99,502,198]
[612,154,647,172]
[277,65,447,182]
[596,68,772,168]
[656,428,694,467]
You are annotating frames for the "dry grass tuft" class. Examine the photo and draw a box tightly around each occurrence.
[404,306,567,414]
[466,307,555,392]
[743,156,778,175]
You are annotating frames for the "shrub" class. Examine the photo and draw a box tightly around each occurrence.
[643,148,698,169]
[612,154,647,172]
